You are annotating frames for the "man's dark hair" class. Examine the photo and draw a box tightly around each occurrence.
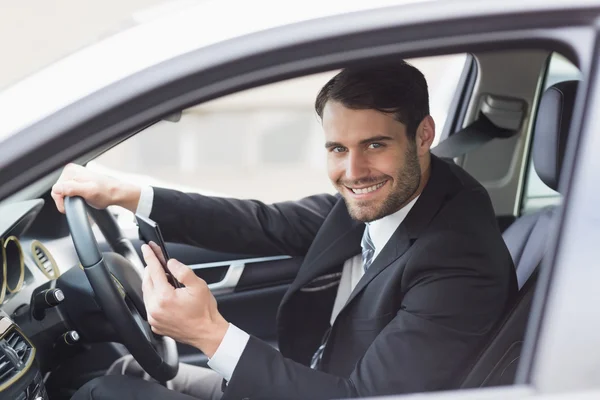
[315,61,430,141]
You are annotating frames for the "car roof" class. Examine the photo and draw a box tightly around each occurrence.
[0,0,596,142]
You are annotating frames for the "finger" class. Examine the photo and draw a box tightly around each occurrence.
[51,164,85,213]
[59,163,79,181]
[146,305,160,327]
[168,259,200,287]
[148,241,167,266]
[50,189,65,214]
[142,245,171,292]
[150,325,162,335]
[142,264,154,294]
[58,180,97,200]
[144,291,164,327]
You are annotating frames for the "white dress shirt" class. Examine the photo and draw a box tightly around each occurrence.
[136,188,418,381]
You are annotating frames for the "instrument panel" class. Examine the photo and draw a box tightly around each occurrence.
[0,236,62,306]
[0,199,58,308]
[0,236,25,304]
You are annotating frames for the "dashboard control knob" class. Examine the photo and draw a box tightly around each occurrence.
[53,330,81,353]
[32,288,65,320]
[62,330,80,346]
[44,288,64,306]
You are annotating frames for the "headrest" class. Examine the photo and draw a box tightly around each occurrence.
[533,80,579,191]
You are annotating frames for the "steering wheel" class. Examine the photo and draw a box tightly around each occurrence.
[64,196,179,382]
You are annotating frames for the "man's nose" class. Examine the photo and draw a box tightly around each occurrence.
[345,151,369,182]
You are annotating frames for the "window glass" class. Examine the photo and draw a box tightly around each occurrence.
[521,53,581,214]
[89,54,468,228]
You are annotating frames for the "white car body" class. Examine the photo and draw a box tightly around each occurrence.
[2,1,600,399]
[0,0,428,141]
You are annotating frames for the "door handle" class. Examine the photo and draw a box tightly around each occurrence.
[190,255,291,294]
[206,262,245,294]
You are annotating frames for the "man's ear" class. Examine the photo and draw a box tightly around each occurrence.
[416,115,435,154]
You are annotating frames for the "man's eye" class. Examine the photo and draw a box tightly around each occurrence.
[368,143,383,149]
[332,146,346,153]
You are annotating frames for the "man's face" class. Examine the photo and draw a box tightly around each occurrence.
[323,101,424,222]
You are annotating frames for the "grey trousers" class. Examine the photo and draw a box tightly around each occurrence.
[71,355,223,400]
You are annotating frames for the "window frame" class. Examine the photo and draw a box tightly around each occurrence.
[438,54,479,143]
[518,53,583,216]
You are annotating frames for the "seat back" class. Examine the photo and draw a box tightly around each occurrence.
[460,80,579,388]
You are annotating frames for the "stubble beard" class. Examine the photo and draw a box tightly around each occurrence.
[341,144,421,223]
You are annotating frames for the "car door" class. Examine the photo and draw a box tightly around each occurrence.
[5,1,600,398]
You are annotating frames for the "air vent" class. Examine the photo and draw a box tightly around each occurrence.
[0,351,13,382]
[31,240,60,280]
[0,328,34,388]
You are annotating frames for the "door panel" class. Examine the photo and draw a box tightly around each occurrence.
[233,256,302,291]
[143,240,257,265]
[189,255,298,294]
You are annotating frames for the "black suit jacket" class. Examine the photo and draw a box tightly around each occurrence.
[150,155,517,399]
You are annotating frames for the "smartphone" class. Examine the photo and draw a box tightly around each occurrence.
[135,214,183,288]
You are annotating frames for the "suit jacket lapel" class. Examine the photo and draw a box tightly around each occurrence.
[284,199,363,302]
[344,224,412,306]
[341,155,456,311]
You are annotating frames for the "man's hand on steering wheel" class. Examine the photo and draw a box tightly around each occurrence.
[54,164,182,382]
[51,163,141,213]
[141,245,229,358]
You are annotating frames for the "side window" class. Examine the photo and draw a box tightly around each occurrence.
[520,53,581,214]
[88,54,469,229]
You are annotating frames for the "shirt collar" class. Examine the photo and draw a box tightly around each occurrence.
[366,195,420,257]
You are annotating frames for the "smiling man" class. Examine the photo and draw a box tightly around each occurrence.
[63,61,517,400]
[322,97,427,224]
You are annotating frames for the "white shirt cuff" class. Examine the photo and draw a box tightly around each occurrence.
[207,323,250,382]
[135,186,154,217]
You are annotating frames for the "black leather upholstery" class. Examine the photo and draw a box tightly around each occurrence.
[460,270,538,388]
[460,80,579,389]
[504,207,556,289]
[533,81,579,191]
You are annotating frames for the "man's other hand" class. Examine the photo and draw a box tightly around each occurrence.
[141,244,229,357]
[51,163,141,213]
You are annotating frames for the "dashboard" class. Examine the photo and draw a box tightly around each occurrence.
[1,234,27,305]
[0,234,63,311]
[0,199,83,400]
[0,197,177,399]
[0,200,78,316]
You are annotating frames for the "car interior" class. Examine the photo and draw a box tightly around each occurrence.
[0,46,582,400]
